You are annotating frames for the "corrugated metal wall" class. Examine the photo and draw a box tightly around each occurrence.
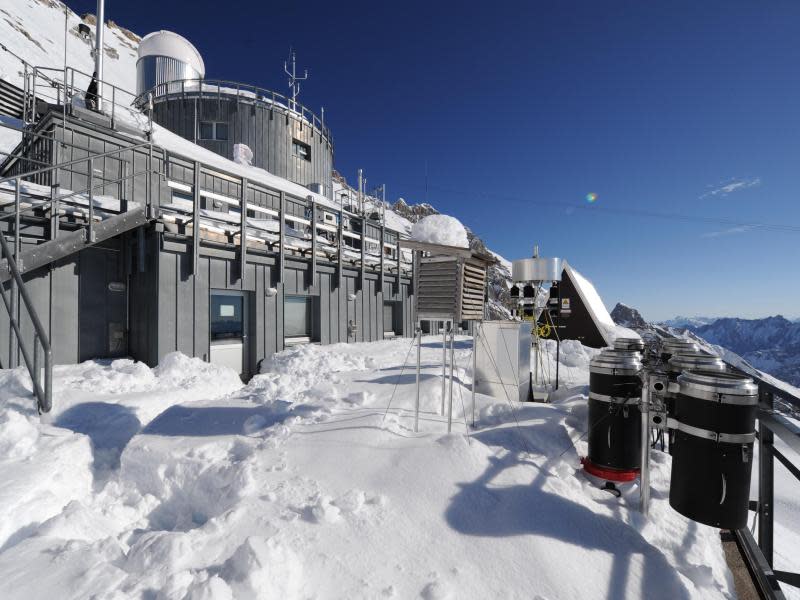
[140,240,414,376]
[152,96,334,198]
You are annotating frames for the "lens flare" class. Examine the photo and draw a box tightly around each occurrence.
[585,192,598,203]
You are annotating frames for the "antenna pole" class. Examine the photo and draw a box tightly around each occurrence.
[284,48,308,112]
[94,0,105,110]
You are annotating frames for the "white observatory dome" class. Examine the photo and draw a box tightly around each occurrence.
[136,31,205,95]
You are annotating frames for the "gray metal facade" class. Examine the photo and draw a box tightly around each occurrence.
[1,113,413,377]
[151,94,334,198]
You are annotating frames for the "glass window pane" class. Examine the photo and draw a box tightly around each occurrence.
[285,296,310,337]
[210,294,243,340]
[215,122,229,140]
[199,122,214,140]
[384,302,394,332]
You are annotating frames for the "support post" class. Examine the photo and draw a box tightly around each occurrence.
[359,216,366,292]
[379,224,385,290]
[414,325,421,433]
[9,180,20,368]
[278,191,285,284]
[192,161,200,272]
[50,183,59,240]
[758,386,775,566]
[310,198,317,286]
[240,178,248,288]
[640,372,651,516]
[336,205,343,290]
[441,322,447,415]
[447,326,455,433]
[472,324,478,427]
[87,158,95,243]
[94,0,104,111]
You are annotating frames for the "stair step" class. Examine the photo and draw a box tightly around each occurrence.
[0,207,151,283]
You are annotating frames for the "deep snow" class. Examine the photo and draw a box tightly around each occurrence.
[0,336,780,599]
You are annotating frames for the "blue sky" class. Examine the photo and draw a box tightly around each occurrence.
[73,0,800,321]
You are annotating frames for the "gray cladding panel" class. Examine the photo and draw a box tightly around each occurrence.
[153,96,333,197]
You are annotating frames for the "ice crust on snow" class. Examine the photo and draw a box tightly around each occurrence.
[410,214,470,248]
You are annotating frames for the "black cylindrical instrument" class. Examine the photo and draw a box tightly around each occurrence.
[669,370,758,529]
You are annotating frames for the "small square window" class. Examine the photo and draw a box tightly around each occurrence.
[199,122,214,140]
[292,139,311,162]
[199,121,229,141]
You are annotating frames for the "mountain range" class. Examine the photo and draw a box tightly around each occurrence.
[612,303,800,389]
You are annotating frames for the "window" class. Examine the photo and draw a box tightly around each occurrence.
[292,139,311,162]
[384,302,395,335]
[199,121,229,141]
[210,294,243,341]
[285,295,312,339]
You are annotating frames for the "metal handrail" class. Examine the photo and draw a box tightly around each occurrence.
[0,140,153,187]
[0,216,51,413]
[136,78,333,144]
[0,120,138,166]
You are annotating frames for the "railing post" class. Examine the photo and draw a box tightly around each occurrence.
[50,183,59,240]
[278,191,285,284]
[240,178,248,288]
[758,385,775,566]
[8,179,21,368]
[87,157,95,242]
[111,85,116,129]
[192,161,200,273]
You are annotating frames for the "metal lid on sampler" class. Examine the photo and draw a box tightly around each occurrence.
[661,338,699,357]
[590,348,643,374]
[668,352,726,374]
[614,337,645,352]
[677,370,758,402]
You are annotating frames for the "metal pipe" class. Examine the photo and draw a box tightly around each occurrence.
[94,0,104,111]
[87,158,94,242]
[414,326,421,433]
[9,180,20,368]
[471,324,478,427]
[639,373,651,516]
[447,326,455,433]
[441,322,447,415]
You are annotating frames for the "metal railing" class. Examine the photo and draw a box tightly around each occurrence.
[734,375,800,599]
[0,118,158,413]
[23,65,151,135]
[135,78,332,145]
[0,185,51,413]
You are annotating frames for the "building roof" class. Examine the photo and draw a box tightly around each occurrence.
[137,31,205,77]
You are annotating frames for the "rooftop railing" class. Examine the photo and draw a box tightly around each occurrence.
[136,78,333,146]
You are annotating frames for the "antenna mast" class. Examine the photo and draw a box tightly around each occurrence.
[284,48,308,111]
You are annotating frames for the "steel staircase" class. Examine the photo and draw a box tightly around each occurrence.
[0,119,159,413]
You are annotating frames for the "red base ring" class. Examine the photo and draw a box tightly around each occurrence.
[580,457,639,483]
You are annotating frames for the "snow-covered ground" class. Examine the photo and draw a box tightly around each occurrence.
[0,336,769,599]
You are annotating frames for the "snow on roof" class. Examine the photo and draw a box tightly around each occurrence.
[410,214,469,248]
[137,31,205,77]
[565,262,640,346]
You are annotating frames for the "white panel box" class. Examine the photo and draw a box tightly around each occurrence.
[474,321,532,403]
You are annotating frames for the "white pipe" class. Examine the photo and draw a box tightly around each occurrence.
[447,327,455,433]
[414,327,421,433]
[471,325,478,427]
[441,323,447,415]
[94,0,104,110]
